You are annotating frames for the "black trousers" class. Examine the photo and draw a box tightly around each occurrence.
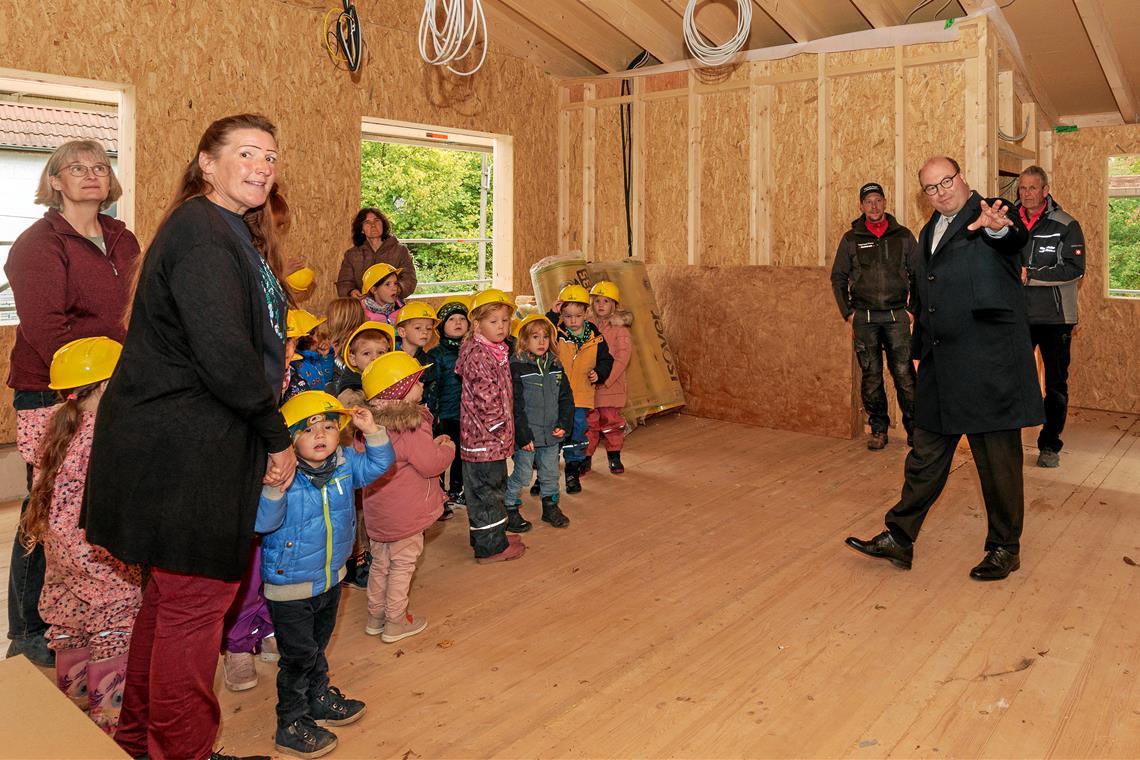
[7,390,57,644]
[462,460,509,558]
[267,584,341,726]
[885,427,1024,553]
[434,418,464,495]
[1029,324,1073,453]
[853,320,915,435]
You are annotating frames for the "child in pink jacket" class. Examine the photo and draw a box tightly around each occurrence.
[587,281,634,474]
[360,352,454,643]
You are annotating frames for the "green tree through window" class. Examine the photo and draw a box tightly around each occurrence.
[1108,155,1140,298]
[361,141,492,294]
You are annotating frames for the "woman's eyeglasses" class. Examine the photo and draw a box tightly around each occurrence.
[60,163,111,178]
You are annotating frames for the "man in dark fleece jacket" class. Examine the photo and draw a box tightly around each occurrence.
[830,182,920,450]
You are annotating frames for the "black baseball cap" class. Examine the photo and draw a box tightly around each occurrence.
[859,182,885,201]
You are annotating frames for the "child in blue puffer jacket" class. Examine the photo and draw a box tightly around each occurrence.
[256,391,394,758]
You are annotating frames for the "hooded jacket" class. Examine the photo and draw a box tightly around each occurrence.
[455,336,514,462]
[256,431,394,601]
[1014,196,1085,325]
[362,404,450,542]
[511,351,574,449]
[830,212,919,322]
[546,311,614,409]
[594,311,633,409]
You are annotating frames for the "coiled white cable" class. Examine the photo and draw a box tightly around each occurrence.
[683,0,751,67]
[418,0,488,77]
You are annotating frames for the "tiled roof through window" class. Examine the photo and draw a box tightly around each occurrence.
[0,102,117,153]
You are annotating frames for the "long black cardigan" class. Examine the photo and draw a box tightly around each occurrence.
[82,196,292,582]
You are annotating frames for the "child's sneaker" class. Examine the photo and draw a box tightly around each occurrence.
[381,612,428,643]
[275,715,337,758]
[505,505,532,533]
[447,490,467,508]
[222,651,258,691]
[258,634,279,662]
[309,685,366,726]
[477,539,526,564]
[607,451,625,474]
[364,614,384,636]
[342,552,371,589]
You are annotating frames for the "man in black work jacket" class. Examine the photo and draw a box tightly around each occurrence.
[846,156,1043,582]
[830,182,919,450]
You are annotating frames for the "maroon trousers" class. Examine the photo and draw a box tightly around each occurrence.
[115,568,240,760]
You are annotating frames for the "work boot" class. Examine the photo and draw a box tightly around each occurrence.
[607,450,625,474]
[505,505,532,533]
[274,715,336,759]
[541,496,570,528]
[867,431,888,450]
[564,462,582,494]
[87,653,127,734]
[222,651,258,692]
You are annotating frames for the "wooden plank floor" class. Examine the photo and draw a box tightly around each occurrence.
[1,409,1138,758]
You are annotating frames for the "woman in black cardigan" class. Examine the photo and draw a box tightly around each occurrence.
[83,114,295,760]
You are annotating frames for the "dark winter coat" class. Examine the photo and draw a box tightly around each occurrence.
[1014,196,1085,325]
[910,191,1043,435]
[425,339,462,421]
[5,209,140,390]
[511,352,574,449]
[82,196,292,582]
[335,237,417,298]
[830,213,919,322]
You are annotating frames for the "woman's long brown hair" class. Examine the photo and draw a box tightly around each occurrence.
[124,113,293,328]
[20,384,101,551]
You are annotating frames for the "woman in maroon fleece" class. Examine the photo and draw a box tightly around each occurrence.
[3,139,139,667]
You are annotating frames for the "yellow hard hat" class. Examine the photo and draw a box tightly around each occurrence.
[395,301,438,326]
[286,309,326,339]
[557,283,590,306]
[361,263,402,295]
[342,321,396,370]
[48,337,123,390]
[510,317,520,337]
[512,313,557,340]
[436,293,472,313]
[285,267,316,292]
[280,390,351,433]
[589,280,621,303]
[470,288,514,312]
[361,351,433,400]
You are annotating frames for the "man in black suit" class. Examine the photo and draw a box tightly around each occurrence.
[845,156,1043,581]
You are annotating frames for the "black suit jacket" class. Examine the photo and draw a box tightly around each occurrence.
[83,196,292,581]
[910,191,1043,434]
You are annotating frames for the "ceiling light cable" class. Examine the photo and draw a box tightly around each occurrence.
[418,0,488,77]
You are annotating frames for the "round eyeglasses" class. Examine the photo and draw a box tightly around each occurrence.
[922,171,958,195]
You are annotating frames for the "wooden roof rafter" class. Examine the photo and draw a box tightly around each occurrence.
[1072,0,1138,124]
[847,0,904,28]
[487,0,645,73]
[750,0,828,42]
[579,0,688,64]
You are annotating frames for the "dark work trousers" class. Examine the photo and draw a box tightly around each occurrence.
[7,389,57,646]
[852,320,915,435]
[461,460,510,558]
[434,418,464,495]
[885,427,1025,553]
[1029,323,1073,453]
[266,584,342,727]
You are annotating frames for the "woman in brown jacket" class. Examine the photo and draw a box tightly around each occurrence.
[335,207,418,298]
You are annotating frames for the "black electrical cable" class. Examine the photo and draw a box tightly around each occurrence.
[620,50,650,258]
[337,0,363,72]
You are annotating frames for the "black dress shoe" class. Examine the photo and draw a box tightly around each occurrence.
[969,547,1020,581]
[845,530,913,570]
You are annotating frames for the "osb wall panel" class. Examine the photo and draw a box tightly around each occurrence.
[646,264,852,438]
[0,0,557,444]
[699,90,750,266]
[828,47,894,69]
[592,105,628,261]
[644,98,688,266]
[772,54,817,78]
[1052,125,1140,413]
[827,71,895,266]
[566,110,584,251]
[904,62,967,233]
[771,80,819,266]
[645,71,688,94]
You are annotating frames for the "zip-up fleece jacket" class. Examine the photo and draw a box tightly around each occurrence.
[455,337,514,462]
[362,404,450,542]
[511,352,574,449]
[594,312,633,409]
[5,209,140,390]
[829,213,919,322]
[547,312,614,409]
[1015,196,1085,325]
[256,431,394,601]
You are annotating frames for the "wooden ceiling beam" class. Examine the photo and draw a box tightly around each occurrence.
[848,0,904,28]
[490,0,644,73]
[750,0,827,42]
[480,1,601,77]
[1072,0,1138,124]
[579,0,688,64]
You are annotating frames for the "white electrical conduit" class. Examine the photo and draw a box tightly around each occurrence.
[418,0,487,76]
[683,0,751,67]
